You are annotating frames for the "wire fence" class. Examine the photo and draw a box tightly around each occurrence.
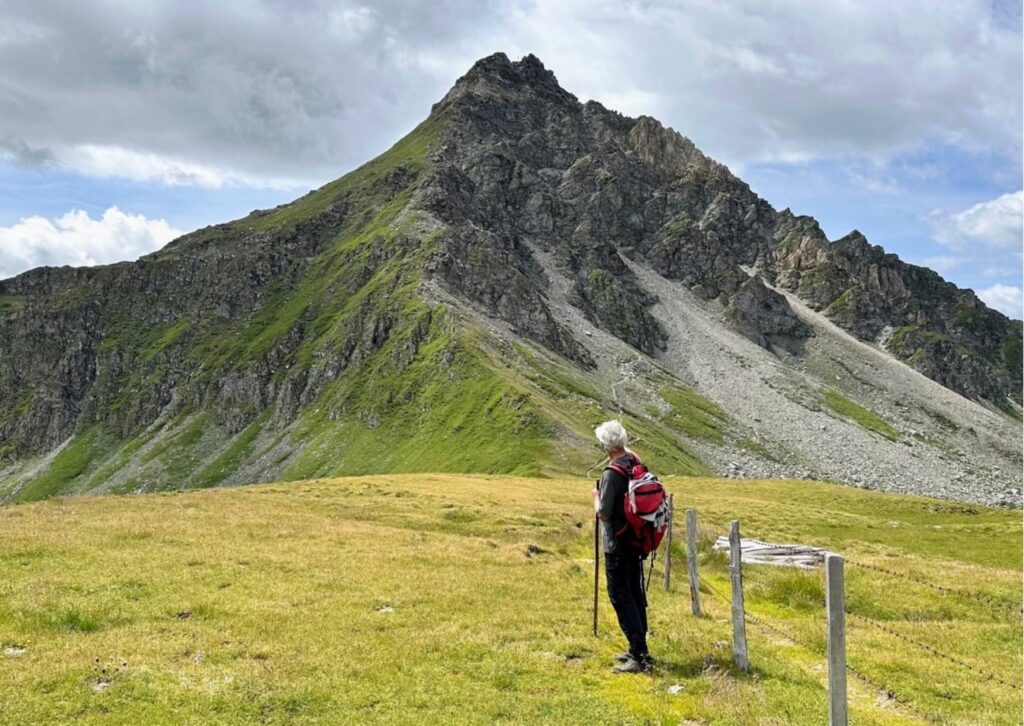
[682,517,1020,617]
[697,572,930,721]
[672,513,1023,723]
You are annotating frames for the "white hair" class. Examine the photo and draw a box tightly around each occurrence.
[594,419,628,452]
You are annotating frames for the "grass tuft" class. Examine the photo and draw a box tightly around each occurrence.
[658,385,730,444]
[44,608,103,633]
[821,388,899,441]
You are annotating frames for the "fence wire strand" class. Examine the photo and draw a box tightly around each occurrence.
[847,559,1023,616]
[845,611,1021,691]
[697,574,929,720]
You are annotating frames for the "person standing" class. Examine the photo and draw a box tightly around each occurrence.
[593,419,652,674]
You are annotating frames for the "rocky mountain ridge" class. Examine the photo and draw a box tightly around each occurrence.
[428,53,1021,404]
[0,53,1019,505]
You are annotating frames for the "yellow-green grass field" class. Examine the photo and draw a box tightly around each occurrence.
[0,474,1020,724]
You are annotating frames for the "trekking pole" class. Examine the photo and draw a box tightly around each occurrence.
[644,551,657,592]
[585,457,610,478]
[593,513,600,636]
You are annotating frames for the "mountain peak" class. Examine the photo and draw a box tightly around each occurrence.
[464,51,552,82]
[513,52,556,82]
[436,52,577,109]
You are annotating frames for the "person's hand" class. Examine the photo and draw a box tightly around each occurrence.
[592,488,600,513]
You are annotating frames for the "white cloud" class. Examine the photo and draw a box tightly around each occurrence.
[493,0,1023,167]
[0,1,505,186]
[0,0,1018,185]
[0,207,186,279]
[933,190,1024,250]
[978,283,1024,319]
[924,191,1023,313]
[60,145,312,190]
[847,168,902,195]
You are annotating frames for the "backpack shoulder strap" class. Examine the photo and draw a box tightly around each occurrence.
[607,451,639,478]
[607,462,629,477]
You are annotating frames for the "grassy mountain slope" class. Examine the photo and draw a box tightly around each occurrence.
[1,473,1020,724]
[0,112,445,497]
[0,96,716,503]
[0,301,723,501]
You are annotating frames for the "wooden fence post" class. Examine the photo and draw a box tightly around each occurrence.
[663,493,674,591]
[685,508,701,616]
[825,553,848,726]
[593,514,600,637]
[729,520,749,672]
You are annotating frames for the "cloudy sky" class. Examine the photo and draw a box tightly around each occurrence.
[1,0,1021,317]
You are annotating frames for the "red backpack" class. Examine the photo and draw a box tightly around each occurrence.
[609,455,670,554]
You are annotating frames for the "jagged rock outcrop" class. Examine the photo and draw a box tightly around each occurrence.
[771,211,1021,405]
[726,276,812,350]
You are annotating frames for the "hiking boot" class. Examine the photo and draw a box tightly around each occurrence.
[613,656,652,674]
[615,651,654,666]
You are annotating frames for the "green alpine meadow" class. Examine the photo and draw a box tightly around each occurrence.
[1,475,1020,724]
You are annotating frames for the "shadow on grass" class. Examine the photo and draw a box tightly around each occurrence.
[655,652,768,681]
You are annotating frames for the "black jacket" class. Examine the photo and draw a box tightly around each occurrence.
[597,451,639,555]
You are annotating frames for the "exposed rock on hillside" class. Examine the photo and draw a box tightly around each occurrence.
[726,276,812,350]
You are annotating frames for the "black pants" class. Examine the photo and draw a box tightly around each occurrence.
[605,549,648,659]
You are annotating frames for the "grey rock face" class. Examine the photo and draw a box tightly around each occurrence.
[0,194,373,461]
[726,277,812,350]
[771,211,1021,405]
[423,53,1020,407]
